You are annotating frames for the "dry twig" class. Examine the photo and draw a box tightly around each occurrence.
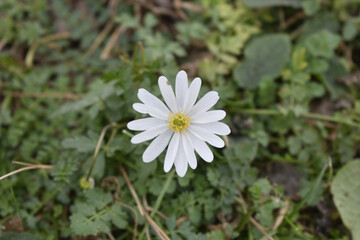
[272,201,289,231]
[238,194,275,240]
[25,32,70,68]
[143,196,169,221]
[85,21,115,57]
[100,26,126,60]
[0,161,53,181]
[0,39,8,52]
[3,91,84,100]
[120,166,170,240]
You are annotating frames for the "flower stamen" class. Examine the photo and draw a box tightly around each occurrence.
[168,112,191,134]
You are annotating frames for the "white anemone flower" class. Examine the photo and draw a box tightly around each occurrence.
[127,70,231,177]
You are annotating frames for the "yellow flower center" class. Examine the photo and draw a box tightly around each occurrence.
[168,112,191,134]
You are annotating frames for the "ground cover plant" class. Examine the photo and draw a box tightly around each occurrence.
[1,0,360,239]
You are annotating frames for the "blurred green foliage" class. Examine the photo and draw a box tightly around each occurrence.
[1,0,360,239]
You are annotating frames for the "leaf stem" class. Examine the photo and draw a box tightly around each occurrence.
[150,171,175,219]
[139,170,175,239]
[86,123,126,181]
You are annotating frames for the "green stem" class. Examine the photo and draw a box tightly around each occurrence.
[150,170,175,218]
[139,170,175,239]
[284,216,307,238]
[86,123,126,181]
[86,207,111,223]
[85,124,113,181]
[303,112,359,127]
[30,190,58,216]
[232,108,279,115]
[104,127,119,151]
[10,186,22,221]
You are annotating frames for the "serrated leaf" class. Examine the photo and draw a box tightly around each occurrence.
[331,160,360,240]
[302,12,340,38]
[206,230,225,240]
[305,30,341,59]
[52,81,116,117]
[308,58,329,74]
[233,34,290,89]
[242,0,301,8]
[70,213,99,236]
[51,156,78,183]
[85,188,112,210]
[187,205,201,225]
[74,202,96,216]
[234,139,258,163]
[302,0,320,16]
[103,205,128,229]
[321,58,348,98]
[61,135,96,153]
[166,215,177,230]
[206,168,220,187]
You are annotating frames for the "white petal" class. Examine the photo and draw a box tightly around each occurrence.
[131,125,168,144]
[191,110,226,124]
[183,77,201,114]
[188,91,219,118]
[175,70,188,110]
[193,122,231,136]
[188,132,214,163]
[158,76,178,113]
[182,134,197,169]
[138,88,170,114]
[143,130,173,163]
[133,103,168,120]
[164,133,180,172]
[174,140,188,177]
[189,126,225,148]
[128,118,167,131]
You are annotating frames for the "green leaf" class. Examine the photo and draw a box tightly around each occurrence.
[187,205,202,225]
[288,136,302,155]
[52,81,116,117]
[74,202,96,216]
[83,151,106,179]
[242,0,301,8]
[85,188,112,210]
[308,58,329,74]
[331,160,360,240]
[51,155,78,183]
[0,233,37,240]
[302,0,320,16]
[256,199,284,227]
[233,34,291,89]
[166,215,177,230]
[144,13,158,28]
[61,135,97,153]
[103,205,128,229]
[234,139,258,163]
[115,13,139,28]
[206,168,220,187]
[343,21,358,41]
[321,58,348,98]
[302,12,340,38]
[301,163,327,206]
[70,213,99,236]
[206,230,226,240]
[305,30,341,59]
